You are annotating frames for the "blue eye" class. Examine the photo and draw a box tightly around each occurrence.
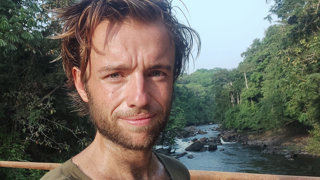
[109,73,120,78]
[151,70,165,77]
[105,73,124,82]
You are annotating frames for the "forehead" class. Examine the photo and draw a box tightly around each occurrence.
[89,19,175,69]
[91,18,173,53]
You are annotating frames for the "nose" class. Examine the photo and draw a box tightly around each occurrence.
[126,73,149,108]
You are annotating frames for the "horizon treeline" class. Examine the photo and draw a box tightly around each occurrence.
[205,0,319,154]
[168,0,319,155]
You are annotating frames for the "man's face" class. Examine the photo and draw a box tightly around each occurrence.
[78,19,175,150]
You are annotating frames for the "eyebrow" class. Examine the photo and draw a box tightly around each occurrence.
[98,64,173,74]
[149,64,172,72]
[97,65,131,74]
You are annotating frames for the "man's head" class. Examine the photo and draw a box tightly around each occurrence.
[56,0,200,150]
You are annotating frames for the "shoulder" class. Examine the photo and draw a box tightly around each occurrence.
[155,152,190,180]
[40,159,91,180]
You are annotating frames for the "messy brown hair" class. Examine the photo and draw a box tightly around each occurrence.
[55,0,200,116]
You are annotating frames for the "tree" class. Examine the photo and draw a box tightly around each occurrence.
[0,0,92,178]
[212,0,320,154]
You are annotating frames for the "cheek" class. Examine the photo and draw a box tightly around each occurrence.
[152,82,173,107]
[101,83,126,112]
[88,81,122,108]
[165,85,173,105]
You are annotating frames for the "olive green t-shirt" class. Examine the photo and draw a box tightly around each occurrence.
[41,152,190,180]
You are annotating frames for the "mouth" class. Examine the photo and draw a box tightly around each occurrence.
[120,113,156,126]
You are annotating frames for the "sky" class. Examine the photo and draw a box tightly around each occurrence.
[172,0,274,73]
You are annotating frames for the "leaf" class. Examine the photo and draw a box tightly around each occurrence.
[7,43,17,50]
[0,39,7,47]
[9,15,19,23]
[21,31,34,40]
[0,18,10,30]
[5,32,19,43]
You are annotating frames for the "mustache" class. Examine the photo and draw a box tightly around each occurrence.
[112,107,162,119]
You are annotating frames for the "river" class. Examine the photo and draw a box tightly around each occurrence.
[173,124,320,177]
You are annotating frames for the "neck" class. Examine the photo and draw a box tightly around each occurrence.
[72,132,165,180]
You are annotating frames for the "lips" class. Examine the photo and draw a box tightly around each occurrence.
[120,113,155,126]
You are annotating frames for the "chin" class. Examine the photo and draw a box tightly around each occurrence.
[96,122,161,151]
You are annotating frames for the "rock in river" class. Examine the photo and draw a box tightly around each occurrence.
[187,155,194,159]
[185,141,205,152]
[208,143,217,151]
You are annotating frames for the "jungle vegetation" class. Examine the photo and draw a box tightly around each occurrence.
[0,0,319,179]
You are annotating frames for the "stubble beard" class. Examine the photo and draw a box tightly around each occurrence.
[88,97,171,151]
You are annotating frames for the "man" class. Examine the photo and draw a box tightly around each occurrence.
[42,0,200,179]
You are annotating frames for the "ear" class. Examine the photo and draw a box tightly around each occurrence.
[72,67,89,102]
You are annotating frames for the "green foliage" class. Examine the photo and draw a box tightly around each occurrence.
[0,132,46,179]
[307,125,320,155]
[0,0,93,178]
[174,69,217,125]
[160,106,186,145]
[211,68,244,123]
[161,69,217,145]
[210,0,320,154]
[179,69,216,87]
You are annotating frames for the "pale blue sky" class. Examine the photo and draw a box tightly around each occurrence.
[172,0,274,73]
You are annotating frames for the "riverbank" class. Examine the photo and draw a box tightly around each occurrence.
[221,127,319,159]
[167,124,319,159]
[171,124,320,176]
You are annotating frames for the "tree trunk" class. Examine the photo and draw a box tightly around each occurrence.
[237,92,240,104]
[244,72,249,89]
[230,92,235,107]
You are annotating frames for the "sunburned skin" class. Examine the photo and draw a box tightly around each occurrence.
[71,18,174,180]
